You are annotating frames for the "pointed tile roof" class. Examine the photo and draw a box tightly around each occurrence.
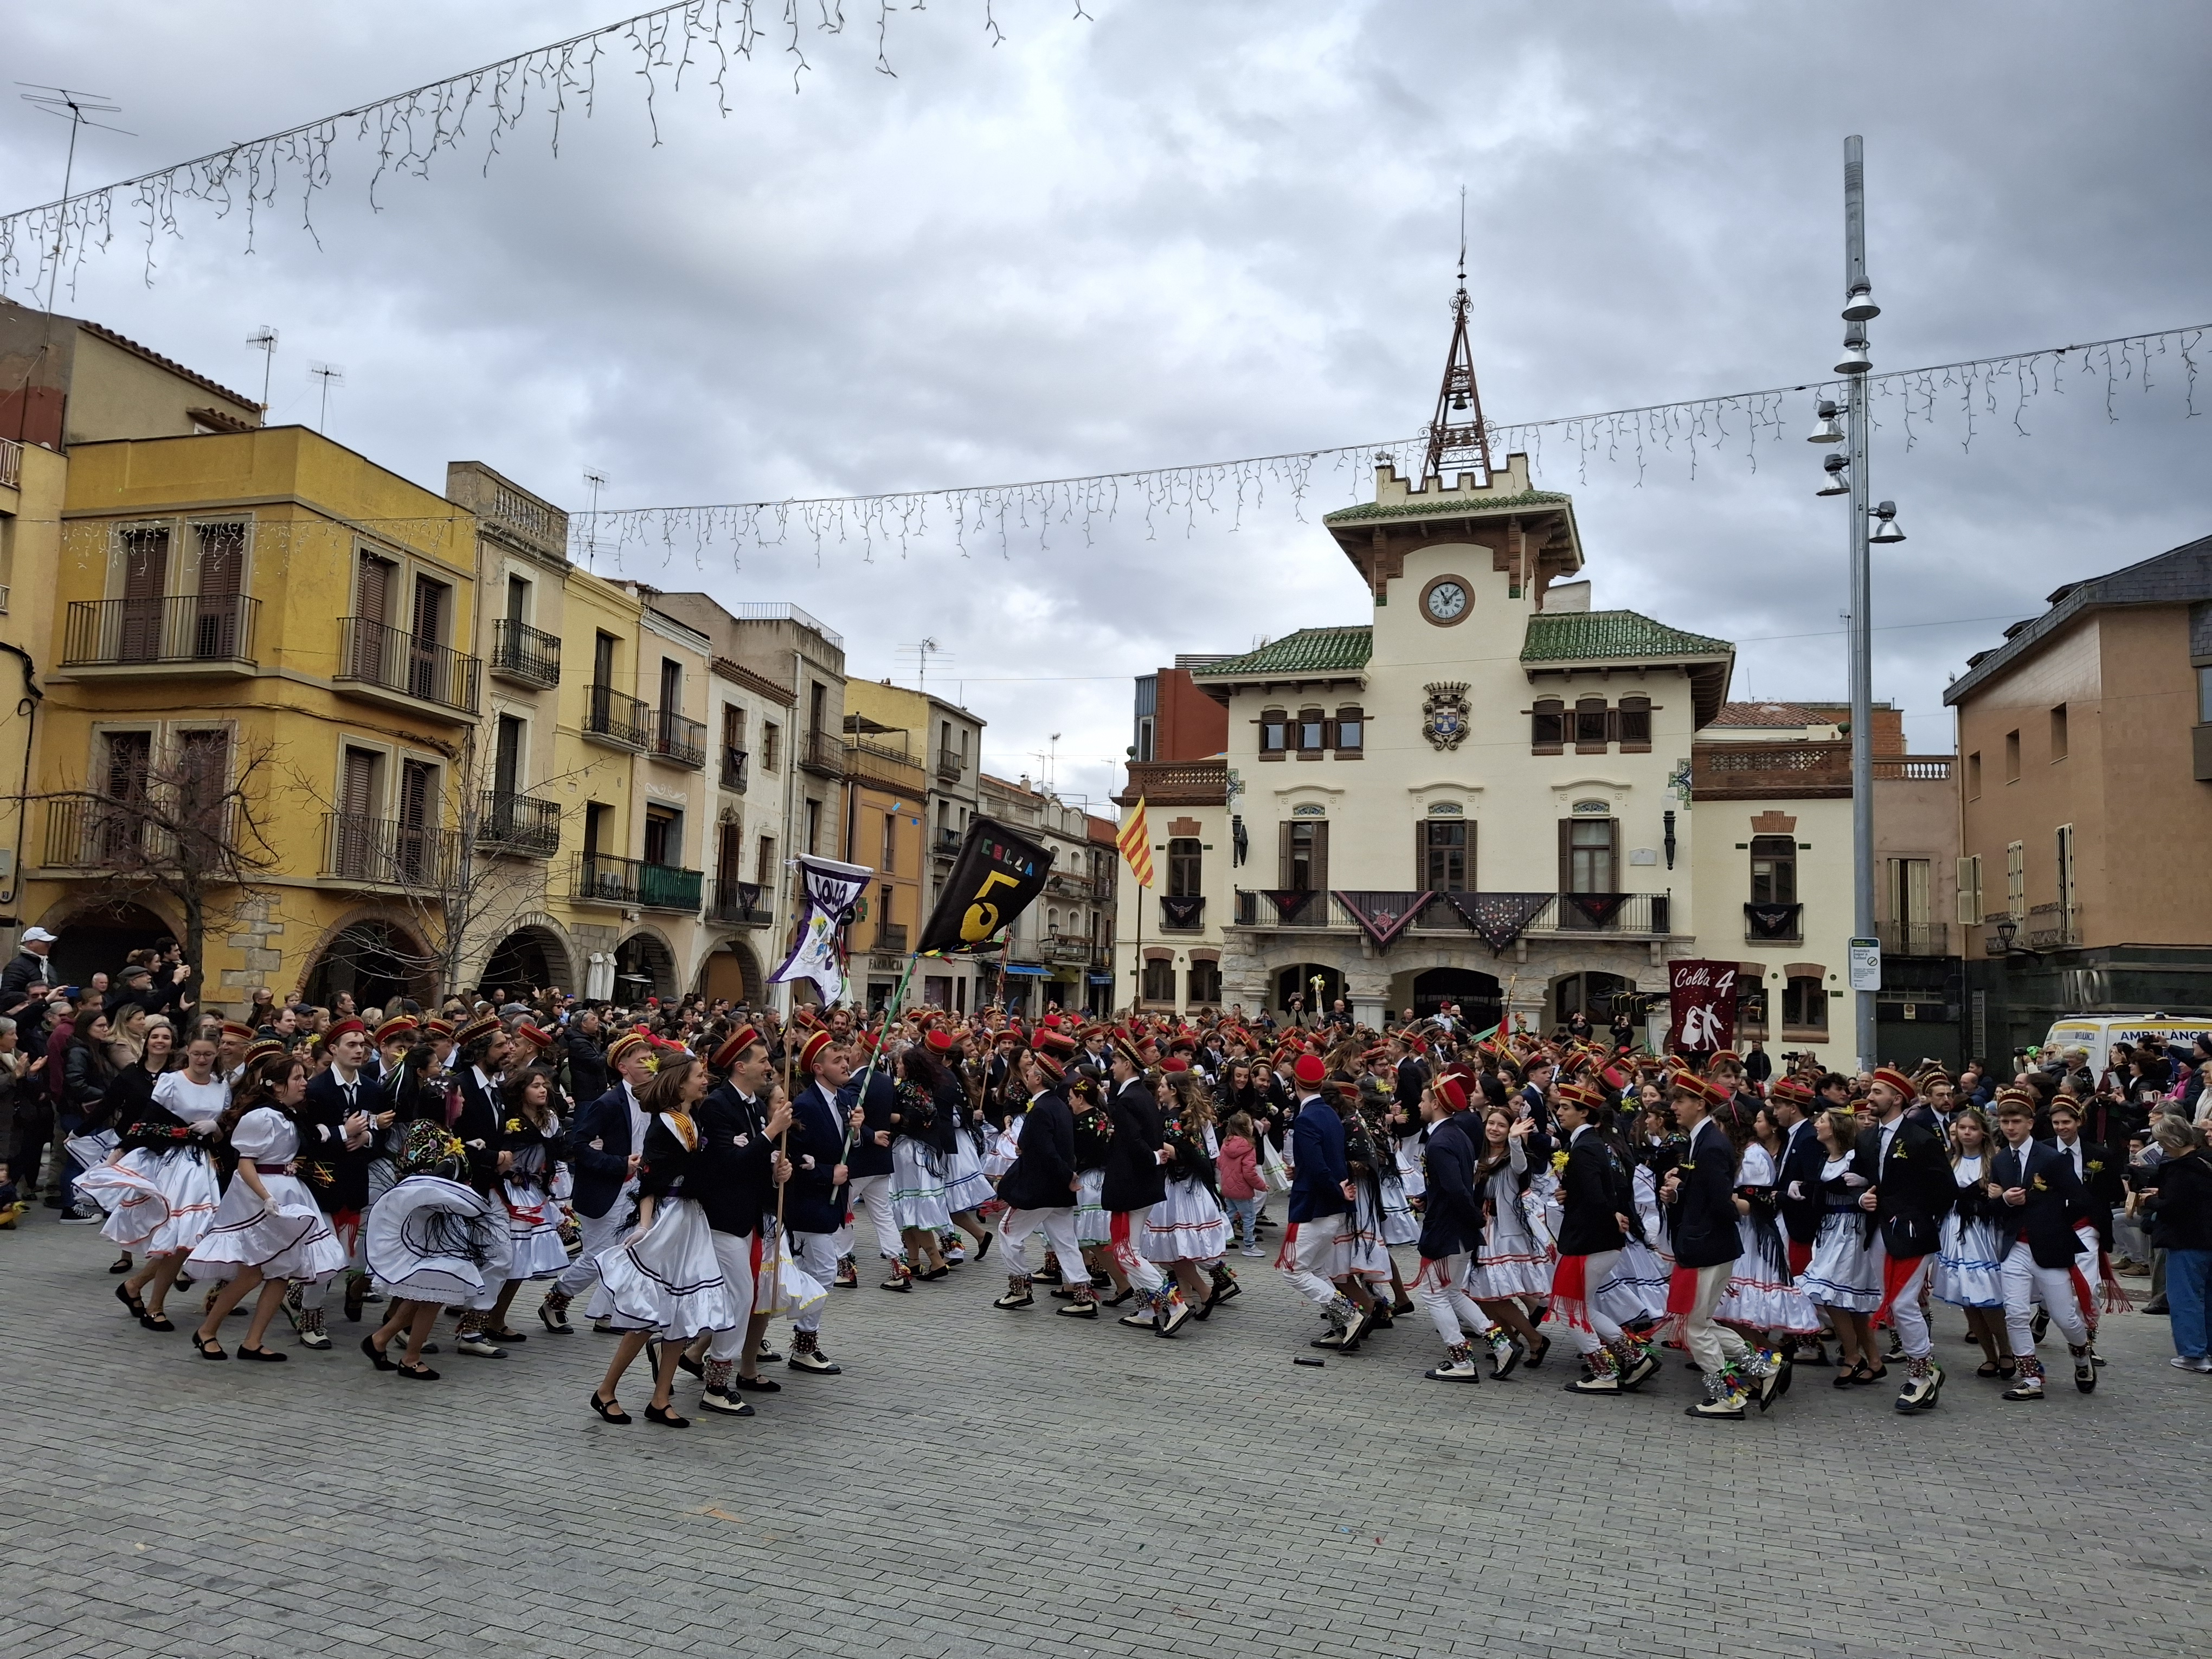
[1520,609,1732,663]
[1187,627,1373,679]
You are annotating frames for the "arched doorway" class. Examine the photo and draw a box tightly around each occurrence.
[1412,967,1501,1027]
[45,899,174,987]
[480,925,569,1003]
[697,938,762,1005]
[613,930,676,1006]
[1274,962,1345,1019]
[305,920,432,1014]
[1551,970,1635,1033]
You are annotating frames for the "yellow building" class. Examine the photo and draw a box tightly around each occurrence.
[29,425,483,1011]
[838,705,927,1013]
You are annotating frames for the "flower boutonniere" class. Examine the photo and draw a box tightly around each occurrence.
[1549,1150,1569,1175]
[503,1117,523,1134]
[2087,1159,2105,1174]
[1677,1159,1696,1173]
[1890,1147,1907,1162]
[2031,1174,2048,1193]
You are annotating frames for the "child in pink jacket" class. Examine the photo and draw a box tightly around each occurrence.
[1216,1111,1265,1257]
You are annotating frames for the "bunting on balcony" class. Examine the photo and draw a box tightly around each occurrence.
[770,854,873,1006]
[735,881,764,917]
[1263,889,1319,924]
[1567,892,1629,929]
[1437,891,1554,955]
[1744,902,1803,941]
[1333,891,1433,951]
[1159,895,1205,931]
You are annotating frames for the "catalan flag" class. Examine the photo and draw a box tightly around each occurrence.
[1117,797,1155,889]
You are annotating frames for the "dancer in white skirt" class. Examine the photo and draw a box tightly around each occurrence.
[1715,1108,1821,1341]
[474,1066,569,1342]
[925,1026,994,1262]
[88,1027,227,1333]
[363,1119,511,1381]
[591,1053,740,1427]
[1794,1105,1885,1387]
[1932,1104,2012,1379]
[888,1047,954,1281]
[1463,1106,1553,1364]
[187,1052,348,1362]
[1069,1073,1118,1293]
[1144,1071,1232,1319]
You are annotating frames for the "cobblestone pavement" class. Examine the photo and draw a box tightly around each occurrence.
[2,1206,2204,1659]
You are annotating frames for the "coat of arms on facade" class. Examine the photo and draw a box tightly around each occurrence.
[1422,682,1470,751]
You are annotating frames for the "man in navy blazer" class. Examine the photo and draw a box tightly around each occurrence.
[540,1031,653,1334]
[782,1029,854,1373]
[1990,1088,2099,1399]
[1277,1053,1372,1354]
[1411,1076,1517,1382]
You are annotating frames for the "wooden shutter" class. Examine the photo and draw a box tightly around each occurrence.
[493,716,522,797]
[1558,819,1573,892]
[399,758,433,830]
[1278,820,1295,888]
[342,748,377,819]
[410,576,443,643]
[1417,821,1430,889]
[354,555,390,622]
[1312,820,1329,895]
[1956,855,1980,925]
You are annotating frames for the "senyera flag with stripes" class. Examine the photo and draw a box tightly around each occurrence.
[1117,798,1155,889]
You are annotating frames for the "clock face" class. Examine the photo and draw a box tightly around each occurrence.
[1424,579,1469,622]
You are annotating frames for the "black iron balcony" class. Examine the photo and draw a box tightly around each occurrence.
[707,879,774,925]
[490,619,561,689]
[1159,894,1206,931]
[1877,919,1951,957]
[652,709,706,769]
[479,791,560,858]
[720,747,749,793]
[336,616,480,714]
[936,748,966,783]
[586,684,650,750]
[875,922,909,953]
[798,730,846,777]
[42,794,239,869]
[63,594,260,669]
[323,813,460,888]
[572,851,702,912]
[934,826,962,859]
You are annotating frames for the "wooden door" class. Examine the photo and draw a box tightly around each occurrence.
[119,528,170,661]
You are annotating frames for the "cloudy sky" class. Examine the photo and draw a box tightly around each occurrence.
[4,1,2207,813]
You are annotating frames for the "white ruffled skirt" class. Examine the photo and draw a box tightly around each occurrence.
[1378,1174,1420,1248]
[1593,1238,1671,1326]
[503,1179,571,1279]
[596,1195,740,1339]
[1799,1207,1882,1312]
[187,1171,347,1282]
[944,1130,995,1214]
[1142,1175,1230,1263]
[1717,1218,1822,1333]
[751,1223,828,1322]
[891,1137,953,1233]
[366,1176,513,1300]
[1074,1167,1110,1245]
[78,1146,220,1254]
[1465,1202,1555,1300]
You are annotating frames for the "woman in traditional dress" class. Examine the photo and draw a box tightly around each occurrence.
[590,1052,740,1427]
[1933,1103,2011,1378]
[88,1025,226,1331]
[475,1065,569,1341]
[1144,1069,1233,1315]
[185,1052,348,1361]
[1795,1105,1885,1386]
[362,1118,511,1381]
[889,1046,954,1280]
[1463,1105,1554,1364]
[1715,1103,1821,1343]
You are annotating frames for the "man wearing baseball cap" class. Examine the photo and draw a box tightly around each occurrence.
[1278,1053,1373,1355]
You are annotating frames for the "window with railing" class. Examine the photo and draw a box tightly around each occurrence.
[63,594,260,667]
[721,747,748,792]
[324,812,460,888]
[586,684,650,749]
[337,616,479,712]
[491,618,561,687]
[653,708,706,769]
[479,791,560,857]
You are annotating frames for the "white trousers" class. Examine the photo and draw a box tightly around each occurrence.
[789,1230,839,1333]
[1567,1249,1624,1355]
[1416,1253,1488,1347]
[1885,1252,1934,1360]
[2002,1240,2088,1355]
[999,1207,1086,1284]
[834,1173,897,1261]
[706,1230,760,1361]
[1277,1220,1341,1310]
[1682,1259,1751,1375]
[1110,1205,1165,1294]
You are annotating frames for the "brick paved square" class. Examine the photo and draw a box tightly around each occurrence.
[2,1210,2203,1659]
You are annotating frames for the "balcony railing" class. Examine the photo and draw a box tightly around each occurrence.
[1043,934,1094,963]
[937,748,966,783]
[490,619,561,689]
[2024,903,2081,951]
[0,436,21,490]
[324,813,460,889]
[652,709,706,769]
[1047,871,1103,901]
[934,827,962,859]
[62,594,260,668]
[43,794,238,869]
[1230,890,1674,938]
[1877,920,1950,956]
[720,747,749,793]
[479,791,560,858]
[799,730,847,777]
[708,880,774,925]
[571,852,704,911]
[1691,741,1851,800]
[1113,758,1228,807]
[586,684,650,750]
[1744,901,1804,945]
[1159,894,1206,931]
[872,922,909,953]
[337,616,480,714]
[1873,756,1952,781]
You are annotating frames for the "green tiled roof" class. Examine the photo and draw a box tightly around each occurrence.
[1521,609,1732,662]
[1189,626,1373,678]
[1323,488,1570,525]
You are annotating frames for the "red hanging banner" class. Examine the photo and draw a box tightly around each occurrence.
[1664,959,1740,1056]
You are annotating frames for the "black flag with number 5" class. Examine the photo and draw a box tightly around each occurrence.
[914,816,1056,956]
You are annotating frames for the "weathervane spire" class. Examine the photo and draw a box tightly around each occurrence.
[1422,187,1493,488]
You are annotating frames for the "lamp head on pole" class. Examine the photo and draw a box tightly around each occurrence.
[1807,399,1844,444]
[1842,286,1881,322]
[1835,333,1872,376]
[1869,500,1906,543]
[1817,452,1850,497]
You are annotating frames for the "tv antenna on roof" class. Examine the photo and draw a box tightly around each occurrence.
[308,362,344,433]
[582,469,609,568]
[899,638,948,695]
[246,326,278,410]
[17,84,132,313]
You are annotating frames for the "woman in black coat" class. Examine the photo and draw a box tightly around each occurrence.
[2140,1117,2212,1368]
